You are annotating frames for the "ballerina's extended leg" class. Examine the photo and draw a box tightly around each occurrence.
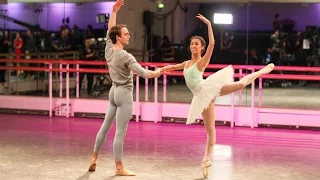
[220,63,275,96]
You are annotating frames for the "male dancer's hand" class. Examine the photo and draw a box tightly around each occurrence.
[146,69,161,78]
[113,0,124,12]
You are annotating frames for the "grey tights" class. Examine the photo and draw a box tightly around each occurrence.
[93,85,133,161]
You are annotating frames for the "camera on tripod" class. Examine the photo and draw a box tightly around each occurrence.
[85,38,106,60]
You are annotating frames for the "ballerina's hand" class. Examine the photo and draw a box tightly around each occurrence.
[155,69,162,77]
[196,13,210,24]
[113,0,124,12]
[157,68,163,74]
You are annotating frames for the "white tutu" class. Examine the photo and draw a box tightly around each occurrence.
[186,65,234,124]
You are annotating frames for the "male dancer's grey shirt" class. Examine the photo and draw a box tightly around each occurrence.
[105,30,147,92]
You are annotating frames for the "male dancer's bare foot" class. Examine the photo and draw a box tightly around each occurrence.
[261,63,275,74]
[201,156,212,178]
[88,153,98,172]
[115,161,136,176]
[88,163,96,172]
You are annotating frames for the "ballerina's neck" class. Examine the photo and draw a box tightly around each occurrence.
[191,54,201,60]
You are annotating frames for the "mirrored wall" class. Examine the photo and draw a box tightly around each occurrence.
[0,0,319,111]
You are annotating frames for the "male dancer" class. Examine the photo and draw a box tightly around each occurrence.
[88,0,161,176]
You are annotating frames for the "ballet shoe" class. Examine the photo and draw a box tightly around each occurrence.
[201,158,212,178]
[115,167,136,176]
[88,163,96,172]
[261,63,275,74]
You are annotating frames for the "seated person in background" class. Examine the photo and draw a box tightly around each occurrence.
[161,36,175,62]
[295,31,304,66]
[221,32,233,64]
[77,39,96,96]
[248,49,262,65]
[268,30,281,65]
[160,36,177,84]
[52,28,72,52]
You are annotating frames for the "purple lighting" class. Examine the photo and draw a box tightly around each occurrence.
[0,2,113,30]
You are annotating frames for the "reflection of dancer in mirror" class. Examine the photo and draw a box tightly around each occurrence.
[88,0,161,176]
[158,14,274,178]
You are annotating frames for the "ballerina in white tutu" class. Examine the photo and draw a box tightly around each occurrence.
[158,13,274,178]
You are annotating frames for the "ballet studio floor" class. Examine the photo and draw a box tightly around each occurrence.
[1,114,320,180]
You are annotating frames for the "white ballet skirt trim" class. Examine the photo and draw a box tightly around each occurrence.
[186,65,234,124]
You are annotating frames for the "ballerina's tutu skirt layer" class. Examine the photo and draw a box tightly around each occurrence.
[186,65,234,124]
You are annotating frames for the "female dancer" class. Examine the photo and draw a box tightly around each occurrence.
[158,14,274,178]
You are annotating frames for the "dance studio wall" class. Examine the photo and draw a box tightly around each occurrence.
[199,3,320,31]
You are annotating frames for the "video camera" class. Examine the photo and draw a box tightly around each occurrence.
[87,37,106,60]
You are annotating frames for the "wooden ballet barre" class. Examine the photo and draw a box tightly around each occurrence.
[142,62,320,72]
[148,62,320,72]
[0,66,110,73]
[1,59,320,73]
[259,74,320,80]
[0,59,107,65]
[0,66,68,72]
[1,66,319,81]
[0,59,154,66]
[162,71,320,81]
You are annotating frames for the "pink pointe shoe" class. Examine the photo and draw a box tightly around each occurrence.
[262,63,275,74]
[202,157,212,178]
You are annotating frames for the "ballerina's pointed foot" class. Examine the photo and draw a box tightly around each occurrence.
[202,158,212,178]
[88,163,96,172]
[262,63,275,74]
[115,168,136,176]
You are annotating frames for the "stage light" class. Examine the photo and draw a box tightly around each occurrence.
[96,13,110,24]
[157,3,164,12]
[213,13,233,25]
[158,3,164,8]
